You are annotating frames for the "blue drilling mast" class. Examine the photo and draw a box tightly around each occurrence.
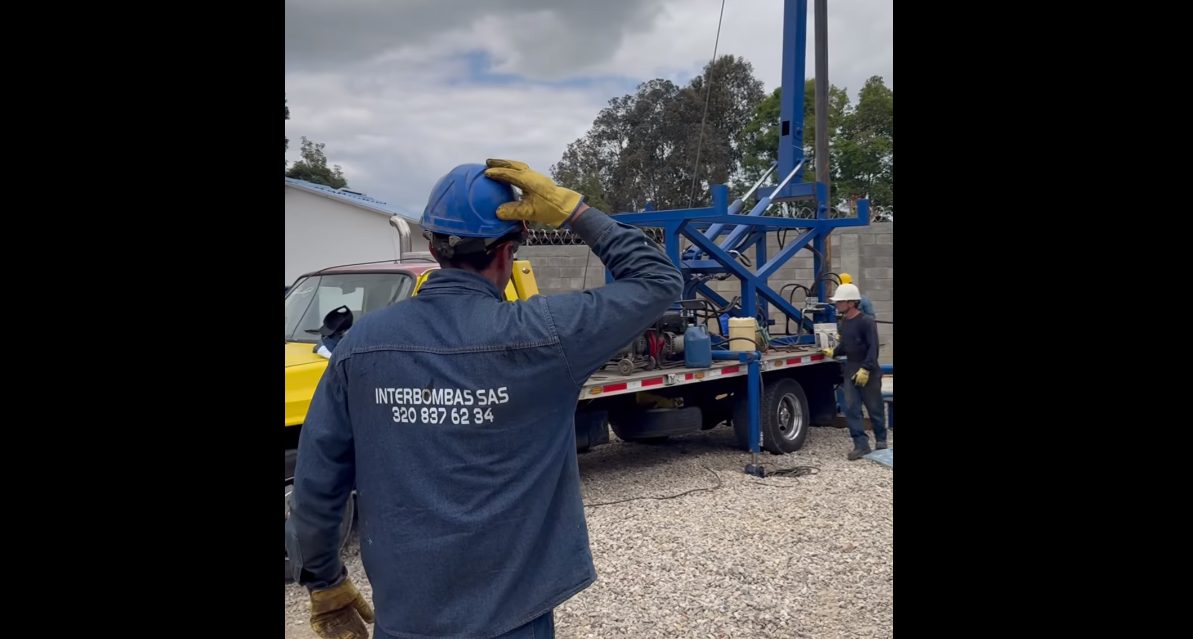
[609,0,870,341]
[601,0,881,472]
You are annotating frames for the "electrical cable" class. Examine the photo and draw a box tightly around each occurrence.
[729,250,752,268]
[799,243,836,287]
[686,0,729,209]
[777,283,811,336]
[582,463,817,506]
[750,466,820,480]
[584,465,723,508]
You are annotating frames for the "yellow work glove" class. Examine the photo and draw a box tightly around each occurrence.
[852,369,870,387]
[310,577,375,639]
[822,334,840,358]
[484,159,585,228]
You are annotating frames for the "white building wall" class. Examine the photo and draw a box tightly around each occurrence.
[285,186,426,284]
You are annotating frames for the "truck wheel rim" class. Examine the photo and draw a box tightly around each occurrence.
[777,394,803,441]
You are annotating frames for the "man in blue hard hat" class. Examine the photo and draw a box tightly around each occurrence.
[286,159,684,639]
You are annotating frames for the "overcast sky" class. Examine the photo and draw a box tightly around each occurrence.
[285,0,893,217]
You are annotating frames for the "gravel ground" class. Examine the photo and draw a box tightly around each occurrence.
[286,424,893,639]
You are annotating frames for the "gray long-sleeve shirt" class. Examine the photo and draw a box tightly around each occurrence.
[835,311,880,377]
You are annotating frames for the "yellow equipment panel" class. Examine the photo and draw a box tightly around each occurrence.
[510,260,539,299]
[413,260,539,301]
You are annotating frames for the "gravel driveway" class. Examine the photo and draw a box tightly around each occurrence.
[286,424,893,639]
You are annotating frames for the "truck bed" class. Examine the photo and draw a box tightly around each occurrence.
[578,346,833,400]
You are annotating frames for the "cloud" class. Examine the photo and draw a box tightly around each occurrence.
[285,0,892,213]
[284,0,666,78]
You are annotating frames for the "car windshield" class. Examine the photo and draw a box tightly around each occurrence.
[285,272,416,343]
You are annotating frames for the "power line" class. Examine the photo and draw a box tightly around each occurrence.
[686,0,729,209]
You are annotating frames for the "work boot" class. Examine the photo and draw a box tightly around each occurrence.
[847,447,871,461]
[875,441,888,450]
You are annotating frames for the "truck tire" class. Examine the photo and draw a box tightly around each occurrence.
[701,399,734,430]
[609,407,703,442]
[574,410,611,453]
[285,449,355,582]
[732,377,810,454]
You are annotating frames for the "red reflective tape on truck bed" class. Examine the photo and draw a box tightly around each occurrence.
[579,351,832,399]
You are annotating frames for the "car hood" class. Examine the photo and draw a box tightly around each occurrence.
[286,341,325,368]
[286,342,331,427]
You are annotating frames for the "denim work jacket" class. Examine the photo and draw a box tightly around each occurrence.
[286,209,683,639]
[859,295,875,319]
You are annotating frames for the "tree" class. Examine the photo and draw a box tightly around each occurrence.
[737,76,892,220]
[551,55,766,213]
[286,137,348,189]
[836,76,893,211]
[737,87,781,190]
[285,96,290,154]
[737,80,850,210]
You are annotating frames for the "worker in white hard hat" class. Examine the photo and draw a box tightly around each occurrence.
[837,273,875,318]
[824,282,887,460]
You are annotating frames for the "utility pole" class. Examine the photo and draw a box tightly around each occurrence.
[814,0,830,218]
[814,0,832,291]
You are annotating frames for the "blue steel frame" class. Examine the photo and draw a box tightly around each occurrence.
[599,0,875,464]
[608,0,871,342]
[713,350,763,458]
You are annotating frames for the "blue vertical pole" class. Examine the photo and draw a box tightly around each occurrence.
[755,234,769,324]
[778,0,809,195]
[742,279,756,327]
[813,229,826,319]
[747,359,761,453]
[710,184,729,216]
[663,222,683,270]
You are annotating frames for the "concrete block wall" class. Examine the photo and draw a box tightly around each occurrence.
[518,246,607,295]
[832,224,894,363]
[518,222,893,362]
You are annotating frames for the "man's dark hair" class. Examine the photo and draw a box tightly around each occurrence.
[432,229,525,271]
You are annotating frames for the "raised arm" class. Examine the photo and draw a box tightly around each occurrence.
[546,207,683,384]
[482,159,683,386]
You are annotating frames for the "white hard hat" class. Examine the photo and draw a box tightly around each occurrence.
[830,283,862,302]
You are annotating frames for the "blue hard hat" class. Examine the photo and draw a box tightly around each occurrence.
[419,164,523,238]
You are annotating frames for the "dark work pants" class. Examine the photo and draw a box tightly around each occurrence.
[492,611,554,639]
[841,371,887,450]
